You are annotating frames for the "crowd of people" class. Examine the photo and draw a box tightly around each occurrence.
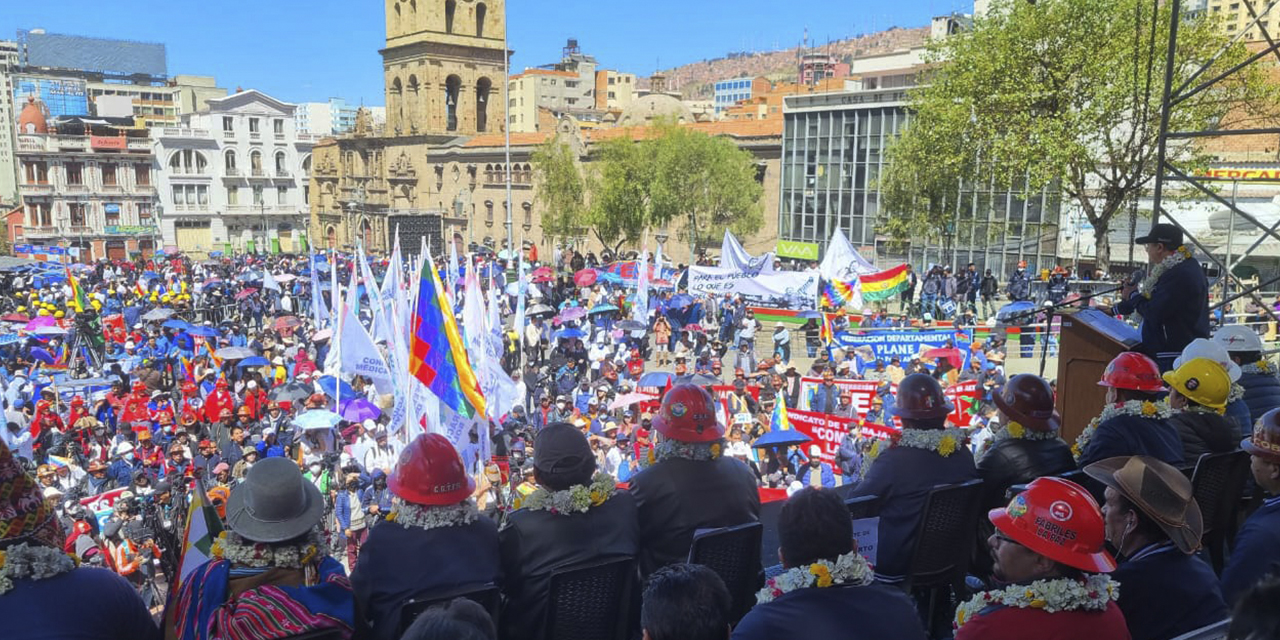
[0,224,1279,640]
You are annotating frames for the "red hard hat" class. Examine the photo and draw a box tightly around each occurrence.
[388,434,476,506]
[1098,352,1165,392]
[216,378,229,389]
[990,477,1115,573]
[70,395,84,406]
[181,381,197,394]
[131,381,146,393]
[652,384,723,443]
[892,373,954,420]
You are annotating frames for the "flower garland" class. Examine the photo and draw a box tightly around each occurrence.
[513,472,617,514]
[1242,359,1278,377]
[1131,245,1192,323]
[863,428,967,473]
[386,500,479,530]
[954,575,1120,630]
[653,439,722,463]
[755,551,874,604]
[975,421,1062,458]
[210,528,324,569]
[1228,382,1245,404]
[1072,400,1172,460]
[0,543,78,596]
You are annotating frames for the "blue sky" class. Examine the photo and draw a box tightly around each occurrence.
[2,0,972,106]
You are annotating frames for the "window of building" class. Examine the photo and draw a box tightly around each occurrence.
[198,185,208,206]
[228,186,239,205]
[104,204,120,226]
[23,161,48,184]
[253,186,264,206]
[445,75,461,131]
[249,118,261,133]
[445,0,456,32]
[485,200,494,223]
[223,116,234,132]
[137,203,152,224]
[522,202,532,227]
[135,164,150,186]
[102,164,118,186]
[69,203,86,228]
[251,151,263,175]
[273,119,284,135]
[476,2,486,37]
[224,150,237,173]
[476,77,492,132]
[277,186,288,205]
[275,151,287,175]
[66,163,84,186]
[29,203,52,227]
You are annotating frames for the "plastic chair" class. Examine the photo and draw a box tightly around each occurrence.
[1170,618,1231,640]
[688,521,764,624]
[397,583,501,637]
[845,494,883,520]
[544,556,635,640]
[1189,450,1251,574]
[903,479,985,637]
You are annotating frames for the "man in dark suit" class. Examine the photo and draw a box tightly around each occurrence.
[1114,223,1210,371]
[1222,408,1280,605]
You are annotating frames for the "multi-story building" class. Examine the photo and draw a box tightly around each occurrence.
[506,40,642,133]
[172,75,227,115]
[593,69,636,112]
[1205,0,1276,40]
[713,77,769,116]
[0,40,19,207]
[297,98,385,136]
[779,86,1061,275]
[154,90,318,256]
[13,98,159,260]
[798,53,850,86]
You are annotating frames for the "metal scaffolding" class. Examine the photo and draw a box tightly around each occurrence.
[1151,0,1280,319]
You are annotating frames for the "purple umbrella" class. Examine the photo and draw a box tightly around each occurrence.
[341,398,382,423]
[24,316,57,331]
[556,306,587,324]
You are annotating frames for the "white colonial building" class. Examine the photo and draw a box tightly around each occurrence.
[154,90,319,255]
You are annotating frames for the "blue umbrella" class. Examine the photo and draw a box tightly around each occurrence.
[316,375,360,401]
[669,293,695,308]
[590,304,619,315]
[162,319,191,330]
[237,356,270,367]
[293,410,344,430]
[29,347,55,365]
[186,325,220,337]
[554,328,586,340]
[598,272,623,284]
[752,428,813,448]
[638,371,673,387]
[796,310,824,319]
[996,301,1036,323]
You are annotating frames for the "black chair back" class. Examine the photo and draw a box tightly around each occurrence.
[905,479,985,588]
[845,494,883,520]
[398,583,501,637]
[688,521,764,624]
[1190,450,1251,573]
[545,556,635,640]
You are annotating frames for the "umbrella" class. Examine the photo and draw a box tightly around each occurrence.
[274,274,297,283]
[341,398,382,422]
[598,272,623,284]
[922,347,965,370]
[615,320,646,332]
[996,301,1036,323]
[556,307,587,323]
[608,391,656,410]
[293,410,344,430]
[186,325,220,338]
[31,326,68,336]
[316,375,360,401]
[590,304,619,315]
[675,373,721,386]
[573,269,598,287]
[682,323,705,333]
[311,328,333,342]
[236,356,271,367]
[669,293,695,308]
[268,382,311,404]
[215,346,257,360]
[237,272,262,282]
[752,428,813,448]
[637,371,674,387]
[162,319,190,330]
[29,347,56,364]
[0,313,29,323]
[23,316,56,331]
[273,316,301,331]
[532,266,553,279]
[527,304,555,317]
[141,308,175,321]
[554,328,586,341]
[530,273,554,284]
[796,310,824,319]
[203,277,224,285]
[233,288,259,301]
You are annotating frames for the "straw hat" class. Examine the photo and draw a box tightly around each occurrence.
[1083,455,1204,554]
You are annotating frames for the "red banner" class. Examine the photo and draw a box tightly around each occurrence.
[102,313,126,344]
[786,407,899,474]
[798,377,980,427]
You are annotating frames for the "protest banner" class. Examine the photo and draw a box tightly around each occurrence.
[687,265,819,309]
[797,377,981,427]
[786,407,899,474]
[833,328,967,363]
[80,487,128,529]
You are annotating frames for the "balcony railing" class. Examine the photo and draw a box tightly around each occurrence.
[225,167,241,177]
[275,169,290,177]
[24,226,58,235]
[223,130,236,140]
[251,168,265,177]
[249,132,262,140]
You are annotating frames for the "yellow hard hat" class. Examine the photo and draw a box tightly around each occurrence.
[91,300,102,309]
[37,309,50,317]
[1162,357,1230,411]
[16,306,25,312]
[54,311,65,318]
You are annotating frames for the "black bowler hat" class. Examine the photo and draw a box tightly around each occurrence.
[1134,223,1183,247]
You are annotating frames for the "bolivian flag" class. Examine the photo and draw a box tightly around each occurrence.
[65,267,89,313]
[859,264,911,302]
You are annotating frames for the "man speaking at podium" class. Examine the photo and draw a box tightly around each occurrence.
[1114,223,1210,371]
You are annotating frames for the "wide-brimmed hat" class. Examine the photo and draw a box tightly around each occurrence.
[225,457,324,543]
[1083,455,1204,555]
[992,374,1060,432]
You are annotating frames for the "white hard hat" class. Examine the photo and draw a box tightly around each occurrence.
[809,444,821,457]
[1173,337,1241,383]
[115,441,135,456]
[1213,325,1264,354]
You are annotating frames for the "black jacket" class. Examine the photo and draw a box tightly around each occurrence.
[976,436,1075,509]
[350,515,502,640]
[1240,369,1280,426]
[1077,414,1185,469]
[1167,411,1239,462]
[848,442,978,582]
[498,492,639,640]
[1115,257,1209,360]
[732,582,927,640]
[1112,542,1228,640]
[629,456,761,578]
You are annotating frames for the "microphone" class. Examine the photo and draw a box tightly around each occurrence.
[1126,269,1145,288]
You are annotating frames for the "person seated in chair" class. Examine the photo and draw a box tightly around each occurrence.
[1076,352,1184,469]
[1214,325,1280,434]
[954,477,1128,640]
[641,563,732,640]
[350,434,501,640]
[731,488,926,640]
[977,374,1075,510]
[499,423,639,640]
[1222,408,1280,605]
[847,373,978,584]
[1162,356,1238,460]
[1086,455,1227,640]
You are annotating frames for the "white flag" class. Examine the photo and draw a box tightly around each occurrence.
[339,264,394,395]
[634,247,650,324]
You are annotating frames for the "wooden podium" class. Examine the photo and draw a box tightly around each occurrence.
[1055,308,1141,443]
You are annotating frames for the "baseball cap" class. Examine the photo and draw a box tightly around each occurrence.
[1134,223,1183,247]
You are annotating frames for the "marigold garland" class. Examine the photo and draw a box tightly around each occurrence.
[513,472,617,515]
[1072,400,1172,460]
[211,528,325,569]
[954,575,1120,630]
[387,500,479,530]
[0,543,78,596]
[755,551,874,604]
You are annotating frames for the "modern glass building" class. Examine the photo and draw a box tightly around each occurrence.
[779,87,1062,276]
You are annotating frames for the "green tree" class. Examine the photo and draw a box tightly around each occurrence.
[880,0,1280,271]
[590,136,658,254]
[530,137,589,241]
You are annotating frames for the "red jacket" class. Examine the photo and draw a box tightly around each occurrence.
[955,600,1131,640]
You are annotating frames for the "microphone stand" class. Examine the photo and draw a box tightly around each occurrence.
[994,284,1126,379]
